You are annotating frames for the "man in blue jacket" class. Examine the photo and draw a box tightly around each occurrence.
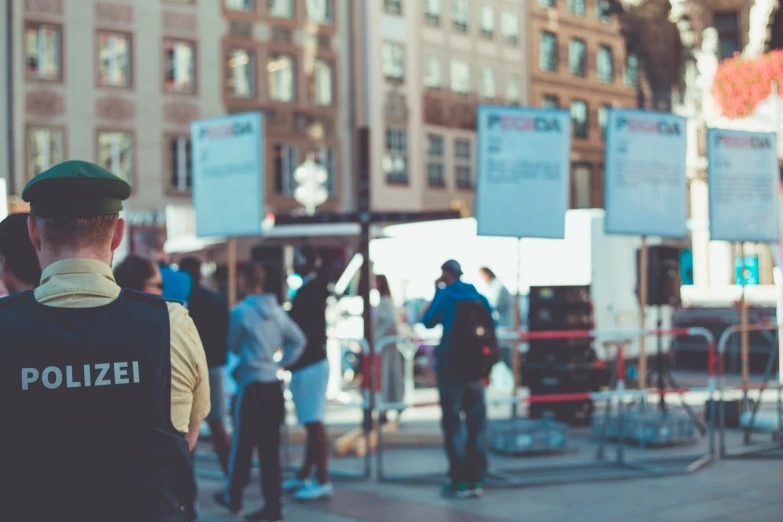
[422,260,492,499]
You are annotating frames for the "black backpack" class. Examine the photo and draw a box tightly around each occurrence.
[448,300,500,382]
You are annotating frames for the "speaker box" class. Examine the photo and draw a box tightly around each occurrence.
[636,245,681,307]
[526,338,597,365]
[250,244,293,305]
[528,285,593,331]
[521,362,610,395]
[529,400,594,426]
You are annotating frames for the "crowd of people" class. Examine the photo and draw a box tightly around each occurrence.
[0,160,516,521]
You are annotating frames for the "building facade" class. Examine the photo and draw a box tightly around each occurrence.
[5,0,352,226]
[354,0,529,213]
[529,0,644,210]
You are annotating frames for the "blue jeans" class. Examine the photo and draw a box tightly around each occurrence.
[437,377,488,484]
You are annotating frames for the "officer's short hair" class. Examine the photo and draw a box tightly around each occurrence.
[34,214,119,251]
[0,213,41,286]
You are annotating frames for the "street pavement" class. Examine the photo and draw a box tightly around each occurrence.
[196,447,783,522]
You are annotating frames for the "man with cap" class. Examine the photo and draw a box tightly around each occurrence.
[421,260,492,499]
[0,160,210,522]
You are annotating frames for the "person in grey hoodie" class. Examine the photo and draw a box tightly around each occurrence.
[214,263,306,522]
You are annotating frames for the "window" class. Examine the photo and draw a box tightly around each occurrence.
[501,13,519,44]
[481,68,496,100]
[570,100,588,139]
[454,138,472,190]
[539,32,558,72]
[451,60,470,94]
[313,148,337,195]
[714,12,740,60]
[97,32,131,88]
[542,95,560,109]
[597,45,613,82]
[97,131,133,183]
[168,136,192,193]
[506,74,521,105]
[25,23,62,81]
[569,38,586,76]
[273,144,298,195]
[27,127,64,181]
[480,6,494,38]
[269,0,294,18]
[597,0,611,23]
[384,0,402,15]
[424,56,443,90]
[427,134,446,188]
[312,59,333,106]
[572,164,592,209]
[384,128,408,185]
[568,0,585,16]
[598,104,611,140]
[305,0,332,24]
[268,53,295,102]
[382,43,405,82]
[452,0,468,32]
[425,0,441,25]
[226,48,256,98]
[538,0,555,7]
[164,40,195,93]
[624,53,639,87]
[226,0,255,12]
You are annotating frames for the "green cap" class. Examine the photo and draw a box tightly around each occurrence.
[22,160,131,218]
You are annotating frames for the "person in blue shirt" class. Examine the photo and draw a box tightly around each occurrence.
[421,260,492,499]
[133,228,192,304]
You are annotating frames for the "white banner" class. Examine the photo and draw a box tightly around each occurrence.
[707,128,779,243]
[604,109,688,238]
[191,112,264,238]
[475,106,571,239]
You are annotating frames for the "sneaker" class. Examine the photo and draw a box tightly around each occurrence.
[282,477,308,493]
[469,481,485,498]
[293,480,334,501]
[245,507,283,521]
[441,482,471,499]
[212,491,243,515]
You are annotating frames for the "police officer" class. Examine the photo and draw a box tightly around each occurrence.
[0,161,210,522]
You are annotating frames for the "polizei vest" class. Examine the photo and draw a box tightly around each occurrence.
[0,290,193,522]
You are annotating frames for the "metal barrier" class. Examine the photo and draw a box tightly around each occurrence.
[716,323,783,460]
[374,327,716,487]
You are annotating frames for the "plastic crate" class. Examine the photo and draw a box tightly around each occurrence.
[488,418,568,456]
[591,411,696,447]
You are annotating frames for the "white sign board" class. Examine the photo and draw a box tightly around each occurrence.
[476,106,571,239]
[191,112,264,238]
[707,128,779,243]
[604,109,688,238]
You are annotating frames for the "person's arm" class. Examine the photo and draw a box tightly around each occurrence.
[168,304,211,451]
[277,310,307,370]
[421,290,445,329]
[226,307,245,355]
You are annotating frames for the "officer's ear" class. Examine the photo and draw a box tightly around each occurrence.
[110,218,126,252]
[27,216,42,252]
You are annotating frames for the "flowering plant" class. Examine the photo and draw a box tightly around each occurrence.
[713,49,783,118]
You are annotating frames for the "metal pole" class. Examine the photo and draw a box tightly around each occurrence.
[512,238,522,420]
[616,340,626,465]
[639,237,649,390]
[657,305,666,414]
[739,243,750,408]
[227,238,237,307]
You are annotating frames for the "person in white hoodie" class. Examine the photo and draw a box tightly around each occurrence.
[214,263,306,522]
